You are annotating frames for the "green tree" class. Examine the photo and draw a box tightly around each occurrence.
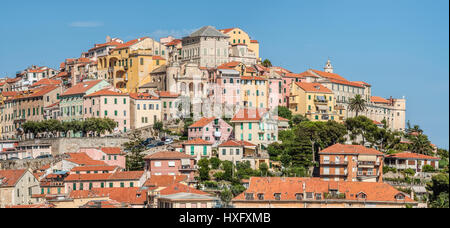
[348,94,367,117]
[259,163,269,176]
[210,157,221,170]
[220,188,233,208]
[198,158,211,181]
[123,132,146,171]
[427,173,449,208]
[289,114,309,127]
[262,59,272,68]
[153,121,164,136]
[277,106,292,120]
[410,134,433,155]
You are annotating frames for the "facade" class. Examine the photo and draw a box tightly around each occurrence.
[181,26,230,68]
[77,147,126,169]
[129,92,161,130]
[217,140,269,169]
[143,151,197,180]
[182,138,213,161]
[59,80,111,123]
[0,169,40,208]
[188,117,233,146]
[64,171,146,193]
[97,37,168,93]
[83,89,130,133]
[289,82,340,122]
[231,109,279,149]
[232,177,417,208]
[219,27,260,61]
[319,144,384,182]
[385,152,440,173]
[156,183,218,208]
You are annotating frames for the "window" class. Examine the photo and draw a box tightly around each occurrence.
[245,193,254,200]
[104,98,107,104]
[274,193,281,200]
[130,182,134,187]
[316,193,322,200]
[168,161,175,167]
[257,193,265,200]
[295,193,304,200]
[357,192,367,199]
[222,149,226,155]
[120,182,125,188]
[109,183,113,188]
[114,98,117,104]
[155,162,162,167]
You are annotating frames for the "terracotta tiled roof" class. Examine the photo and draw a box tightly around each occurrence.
[320,144,384,156]
[218,140,256,147]
[373,120,383,125]
[165,39,182,46]
[61,80,103,96]
[219,28,236,34]
[65,153,107,166]
[277,116,289,122]
[64,173,112,182]
[81,199,129,208]
[371,96,390,104]
[113,37,148,50]
[231,108,267,122]
[183,138,213,145]
[10,85,60,100]
[295,82,332,93]
[6,203,55,208]
[189,117,215,128]
[0,169,27,187]
[45,101,60,108]
[84,89,128,98]
[386,152,439,160]
[1,91,19,97]
[144,175,188,187]
[129,93,159,100]
[241,76,267,81]
[353,81,371,87]
[99,147,123,155]
[233,177,415,203]
[159,183,210,196]
[54,72,68,78]
[71,165,118,172]
[250,40,258,43]
[70,187,147,205]
[217,61,242,69]
[152,56,166,60]
[156,91,179,98]
[108,171,144,181]
[6,78,21,83]
[88,41,122,52]
[31,78,62,87]
[144,151,195,160]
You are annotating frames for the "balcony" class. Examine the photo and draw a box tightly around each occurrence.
[358,161,380,167]
[179,165,197,171]
[314,100,328,105]
[321,160,348,165]
[357,172,377,177]
[322,171,348,176]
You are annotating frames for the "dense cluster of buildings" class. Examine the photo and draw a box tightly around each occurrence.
[0,25,419,208]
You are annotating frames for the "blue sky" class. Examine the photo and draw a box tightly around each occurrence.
[0,0,448,149]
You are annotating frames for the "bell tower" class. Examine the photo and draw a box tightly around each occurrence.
[324,59,334,73]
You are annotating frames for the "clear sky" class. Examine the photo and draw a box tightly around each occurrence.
[0,0,448,149]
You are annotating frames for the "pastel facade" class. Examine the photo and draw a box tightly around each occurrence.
[129,93,161,130]
[217,140,269,170]
[240,76,268,109]
[219,27,260,60]
[83,89,130,133]
[0,169,40,208]
[385,152,440,173]
[188,117,233,146]
[319,144,384,182]
[289,82,340,122]
[182,138,213,161]
[231,109,279,149]
[144,151,197,180]
[77,147,126,169]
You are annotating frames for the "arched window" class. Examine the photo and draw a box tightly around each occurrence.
[357,192,367,199]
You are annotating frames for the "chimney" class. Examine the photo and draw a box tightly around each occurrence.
[106,36,111,43]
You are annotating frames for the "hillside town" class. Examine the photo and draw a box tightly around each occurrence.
[0,26,448,208]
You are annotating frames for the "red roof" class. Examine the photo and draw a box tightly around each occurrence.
[189,117,215,128]
[353,81,371,87]
[250,40,258,43]
[88,41,122,52]
[99,147,123,155]
[108,171,144,180]
[6,203,55,208]
[371,96,390,104]
[10,85,60,100]
[183,138,213,145]
[113,37,148,50]
[320,144,384,156]
[70,187,147,205]
[165,39,182,46]
[84,89,128,98]
[218,140,256,147]
[295,82,332,93]
[277,116,289,122]
[156,91,179,98]
[217,61,242,70]
[64,173,112,182]
[241,76,267,81]
[220,28,236,34]
[386,152,439,160]
[144,175,188,187]
[61,80,103,96]
[144,151,195,160]
[71,165,118,172]
[129,93,159,100]
[152,56,166,60]
[231,108,267,122]
[65,153,107,166]
[233,177,415,203]
[159,183,210,196]
[0,169,27,187]
[31,78,62,87]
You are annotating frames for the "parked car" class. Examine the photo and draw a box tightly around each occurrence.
[156,141,165,147]
[22,157,33,160]
[146,143,157,149]
[7,157,19,160]
[36,154,53,159]
[165,138,174,144]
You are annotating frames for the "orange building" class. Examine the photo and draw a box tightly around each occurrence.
[319,144,384,182]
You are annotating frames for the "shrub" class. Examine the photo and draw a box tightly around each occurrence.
[422,164,435,173]
[210,157,221,170]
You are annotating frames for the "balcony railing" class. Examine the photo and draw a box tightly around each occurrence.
[321,160,348,165]
[179,165,198,170]
[358,161,380,166]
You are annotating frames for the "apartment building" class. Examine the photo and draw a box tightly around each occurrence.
[219,27,260,60]
[0,169,40,208]
[188,117,233,146]
[143,151,197,180]
[129,92,161,130]
[385,152,440,173]
[232,177,417,208]
[319,144,384,182]
[182,138,213,161]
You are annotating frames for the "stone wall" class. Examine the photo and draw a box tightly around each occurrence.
[0,157,58,170]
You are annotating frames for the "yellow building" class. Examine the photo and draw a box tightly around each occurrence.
[219,28,260,61]
[289,82,341,122]
[97,37,167,93]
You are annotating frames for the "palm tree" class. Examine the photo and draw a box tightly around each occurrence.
[262,59,272,68]
[348,94,367,117]
[411,134,433,155]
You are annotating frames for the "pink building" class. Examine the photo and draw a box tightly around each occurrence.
[83,89,130,133]
[77,147,126,169]
[188,117,233,146]
[209,68,242,107]
[280,72,306,107]
[143,151,196,181]
[268,76,283,110]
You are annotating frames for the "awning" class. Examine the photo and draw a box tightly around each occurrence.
[218,69,240,75]
[317,105,328,111]
[316,96,326,101]
[358,155,377,162]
